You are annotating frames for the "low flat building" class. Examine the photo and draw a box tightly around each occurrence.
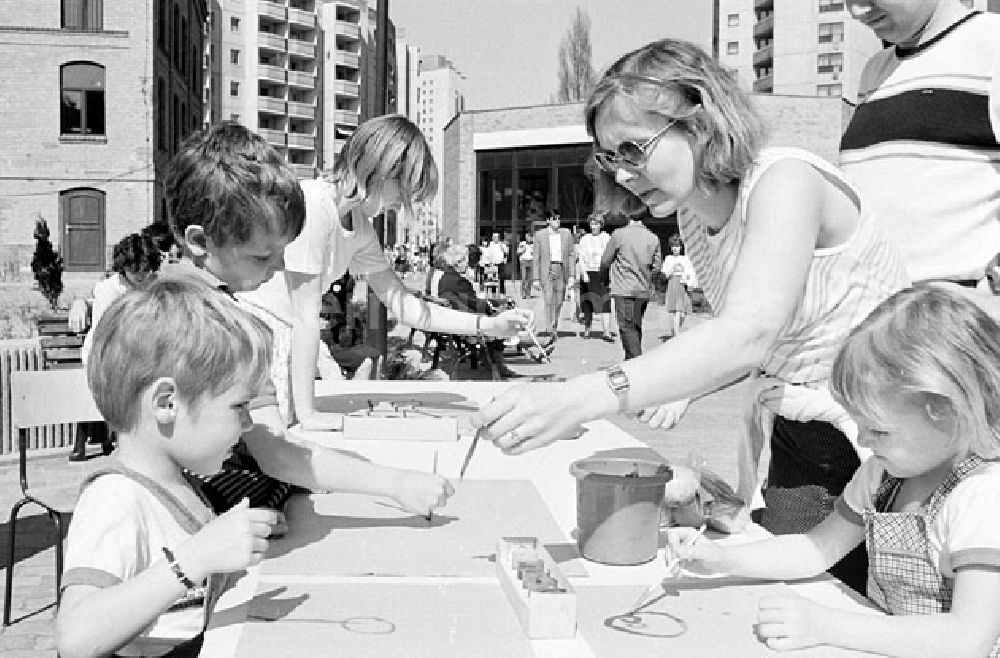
[441,95,848,247]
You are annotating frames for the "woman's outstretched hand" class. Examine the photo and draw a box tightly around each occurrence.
[470,382,587,454]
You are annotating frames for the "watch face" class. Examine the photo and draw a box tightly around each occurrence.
[608,367,629,391]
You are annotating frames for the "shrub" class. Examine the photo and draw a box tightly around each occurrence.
[30,217,64,310]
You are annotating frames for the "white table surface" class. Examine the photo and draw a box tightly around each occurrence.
[201,381,881,657]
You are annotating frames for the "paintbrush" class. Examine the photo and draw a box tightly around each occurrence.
[425,450,439,523]
[459,427,484,479]
[629,524,707,614]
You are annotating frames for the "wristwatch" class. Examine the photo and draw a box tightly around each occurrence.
[605,364,630,414]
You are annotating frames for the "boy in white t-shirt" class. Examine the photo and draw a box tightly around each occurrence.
[57,278,279,657]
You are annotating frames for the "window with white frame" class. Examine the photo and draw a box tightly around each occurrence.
[817,52,843,73]
[727,41,739,55]
[818,22,844,43]
[819,0,845,13]
[62,0,103,30]
[60,62,105,136]
[728,13,739,27]
[817,83,842,96]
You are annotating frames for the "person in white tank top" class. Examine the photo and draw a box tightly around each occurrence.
[473,39,908,595]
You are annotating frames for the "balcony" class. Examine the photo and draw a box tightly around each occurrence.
[753,74,774,93]
[287,69,315,88]
[335,20,361,39]
[288,7,315,27]
[287,100,315,118]
[752,44,773,67]
[258,128,286,148]
[258,96,286,115]
[259,64,286,83]
[336,50,360,68]
[288,37,315,58]
[333,109,358,126]
[258,1,286,21]
[287,133,315,149]
[258,32,285,52]
[332,79,359,97]
[289,163,316,179]
[753,14,774,38]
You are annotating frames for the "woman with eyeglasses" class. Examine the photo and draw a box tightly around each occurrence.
[473,39,908,594]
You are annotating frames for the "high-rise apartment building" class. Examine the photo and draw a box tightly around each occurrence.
[0,0,207,274]
[415,55,464,244]
[208,0,322,179]
[718,0,996,102]
[207,0,391,179]
[717,0,880,102]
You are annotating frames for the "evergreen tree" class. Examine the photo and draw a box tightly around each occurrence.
[31,217,64,310]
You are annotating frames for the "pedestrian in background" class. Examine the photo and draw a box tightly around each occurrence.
[533,209,575,346]
[517,231,535,298]
[576,213,613,341]
[600,211,661,358]
[661,233,697,339]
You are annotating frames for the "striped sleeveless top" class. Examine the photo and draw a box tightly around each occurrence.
[678,147,909,385]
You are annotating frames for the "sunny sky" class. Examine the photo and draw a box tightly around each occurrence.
[390,0,714,110]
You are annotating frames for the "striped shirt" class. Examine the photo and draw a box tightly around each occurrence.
[679,147,908,385]
[679,147,908,504]
[840,11,1000,283]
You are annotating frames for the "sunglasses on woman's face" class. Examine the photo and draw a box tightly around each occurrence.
[592,118,679,176]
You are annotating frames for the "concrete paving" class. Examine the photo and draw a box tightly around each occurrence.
[0,275,749,655]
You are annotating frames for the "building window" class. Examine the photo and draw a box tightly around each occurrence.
[230,113,240,122]
[230,49,240,65]
[727,41,739,55]
[728,13,739,27]
[62,0,103,30]
[60,62,105,136]
[158,1,167,51]
[180,17,188,75]
[230,81,240,96]
[817,83,842,96]
[817,52,843,73]
[230,16,240,31]
[173,94,180,152]
[818,22,844,43]
[819,0,845,13]
[157,77,166,150]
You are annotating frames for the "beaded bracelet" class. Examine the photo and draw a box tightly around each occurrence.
[161,546,198,592]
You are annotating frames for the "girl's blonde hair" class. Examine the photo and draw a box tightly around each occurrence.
[831,284,1000,458]
[584,39,766,217]
[322,114,438,211]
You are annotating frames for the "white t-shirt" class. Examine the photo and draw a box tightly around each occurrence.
[241,178,390,323]
[548,232,564,263]
[62,465,227,656]
[577,232,610,271]
[838,456,1000,577]
[81,273,129,365]
[660,254,698,288]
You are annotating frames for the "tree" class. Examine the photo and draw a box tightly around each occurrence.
[555,7,597,103]
[31,216,64,310]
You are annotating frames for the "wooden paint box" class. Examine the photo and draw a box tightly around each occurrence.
[495,536,577,639]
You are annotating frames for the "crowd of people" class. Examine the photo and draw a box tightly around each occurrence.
[55,1,1000,655]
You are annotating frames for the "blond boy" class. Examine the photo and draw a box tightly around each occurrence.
[57,278,278,657]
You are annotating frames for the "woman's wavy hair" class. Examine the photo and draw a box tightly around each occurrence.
[831,284,1000,458]
[585,39,766,217]
[321,114,438,212]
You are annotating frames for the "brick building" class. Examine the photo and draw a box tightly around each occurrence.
[440,95,847,247]
[0,0,207,278]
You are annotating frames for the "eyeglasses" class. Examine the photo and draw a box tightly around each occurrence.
[592,118,679,176]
